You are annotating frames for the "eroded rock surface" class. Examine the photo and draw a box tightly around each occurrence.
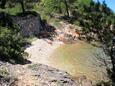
[12,12,43,37]
[28,64,79,86]
[0,62,80,86]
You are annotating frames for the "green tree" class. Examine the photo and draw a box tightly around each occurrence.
[19,0,25,13]
[0,0,38,14]
[64,0,69,17]
[0,26,26,63]
[38,0,71,17]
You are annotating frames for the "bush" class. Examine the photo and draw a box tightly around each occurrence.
[0,26,26,63]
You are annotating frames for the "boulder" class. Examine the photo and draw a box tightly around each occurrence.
[0,11,43,37]
[29,64,79,86]
[12,12,43,37]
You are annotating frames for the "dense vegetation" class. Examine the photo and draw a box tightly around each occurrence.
[0,7,26,63]
[0,26,25,63]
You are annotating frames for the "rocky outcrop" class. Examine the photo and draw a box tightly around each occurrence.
[0,12,43,37]
[12,12,43,37]
[0,61,93,86]
[28,64,79,86]
[0,61,79,86]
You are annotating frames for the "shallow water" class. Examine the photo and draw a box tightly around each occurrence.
[49,41,109,82]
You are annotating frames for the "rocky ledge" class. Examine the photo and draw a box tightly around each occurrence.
[28,64,79,86]
[0,62,92,86]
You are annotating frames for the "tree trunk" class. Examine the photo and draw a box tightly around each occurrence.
[110,46,115,82]
[96,27,115,82]
[64,0,69,18]
[19,0,25,14]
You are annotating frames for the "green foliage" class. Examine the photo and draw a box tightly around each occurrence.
[0,26,25,63]
[0,4,21,15]
[37,0,92,17]
[0,0,38,14]
[0,66,9,77]
[68,0,115,45]
[38,0,70,17]
[26,35,38,43]
[37,0,114,45]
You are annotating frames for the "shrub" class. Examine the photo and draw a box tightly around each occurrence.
[0,26,26,63]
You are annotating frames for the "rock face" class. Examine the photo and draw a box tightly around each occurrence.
[0,12,43,37]
[12,12,43,37]
[28,64,79,86]
[0,61,93,86]
[0,62,79,86]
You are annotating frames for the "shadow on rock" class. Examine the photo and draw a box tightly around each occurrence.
[38,19,56,40]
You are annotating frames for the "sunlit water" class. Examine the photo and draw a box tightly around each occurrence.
[49,41,109,82]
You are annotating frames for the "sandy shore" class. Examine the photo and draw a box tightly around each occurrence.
[25,38,63,65]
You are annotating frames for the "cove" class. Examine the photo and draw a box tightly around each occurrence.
[49,41,109,82]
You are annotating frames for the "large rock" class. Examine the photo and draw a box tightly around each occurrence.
[0,12,43,37]
[29,64,79,86]
[12,12,43,37]
[0,62,93,86]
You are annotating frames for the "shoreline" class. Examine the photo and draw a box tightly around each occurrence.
[25,38,64,65]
